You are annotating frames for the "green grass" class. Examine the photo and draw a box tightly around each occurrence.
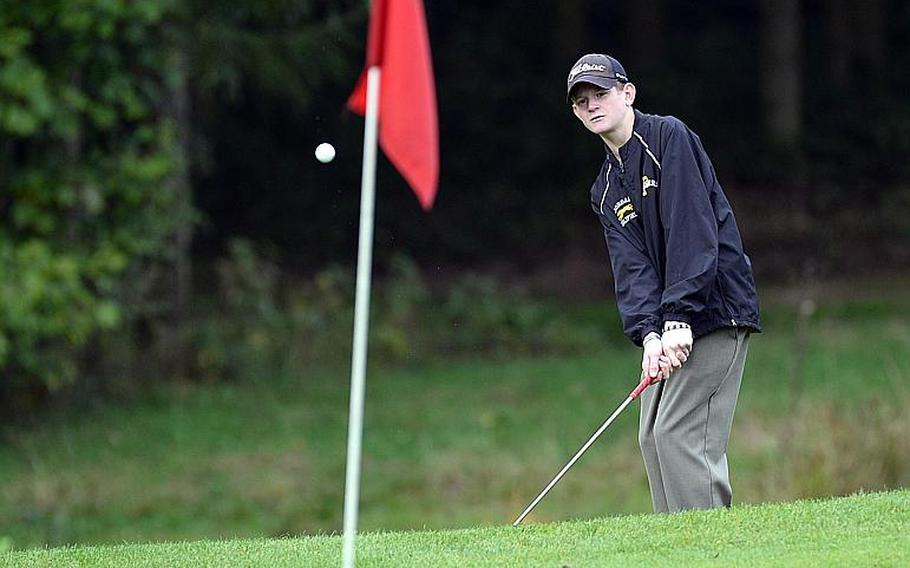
[1,295,909,551]
[3,490,908,567]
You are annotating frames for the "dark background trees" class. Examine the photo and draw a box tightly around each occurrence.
[193,0,910,274]
[2,0,909,402]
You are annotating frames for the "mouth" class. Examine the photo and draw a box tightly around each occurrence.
[590,115,605,123]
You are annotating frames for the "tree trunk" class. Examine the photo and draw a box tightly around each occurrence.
[759,0,802,156]
[826,0,850,87]
[163,44,194,374]
[65,71,83,245]
[828,0,883,87]
[855,0,884,76]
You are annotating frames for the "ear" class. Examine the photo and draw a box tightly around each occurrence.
[624,83,637,106]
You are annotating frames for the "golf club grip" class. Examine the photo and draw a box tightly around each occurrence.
[630,373,655,399]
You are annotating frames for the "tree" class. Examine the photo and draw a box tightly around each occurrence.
[0,0,367,400]
[0,0,185,395]
[759,0,802,159]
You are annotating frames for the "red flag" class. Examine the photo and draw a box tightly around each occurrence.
[347,0,439,211]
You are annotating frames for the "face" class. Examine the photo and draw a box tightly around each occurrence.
[571,83,633,136]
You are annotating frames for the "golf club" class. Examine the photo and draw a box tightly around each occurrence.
[512,371,659,526]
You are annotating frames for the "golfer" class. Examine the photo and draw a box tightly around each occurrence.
[566,54,761,513]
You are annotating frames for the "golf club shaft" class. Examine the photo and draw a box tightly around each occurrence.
[512,394,635,526]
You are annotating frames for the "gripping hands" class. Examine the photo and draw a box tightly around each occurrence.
[641,321,693,382]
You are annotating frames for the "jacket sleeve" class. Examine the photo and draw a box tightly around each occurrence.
[658,119,719,324]
[598,217,663,346]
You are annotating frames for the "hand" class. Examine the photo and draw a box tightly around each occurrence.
[661,322,693,375]
[641,333,664,381]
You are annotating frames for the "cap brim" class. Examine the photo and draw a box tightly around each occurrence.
[567,76,619,103]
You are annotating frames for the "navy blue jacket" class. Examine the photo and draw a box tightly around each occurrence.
[590,110,761,346]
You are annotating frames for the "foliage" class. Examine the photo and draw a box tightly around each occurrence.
[0,0,372,398]
[191,245,614,383]
[379,260,611,359]
[183,0,364,109]
[192,240,291,382]
[0,0,187,391]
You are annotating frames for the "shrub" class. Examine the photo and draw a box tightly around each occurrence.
[192,240,291,382]
[192,249,616,382]
[0,2,186,399]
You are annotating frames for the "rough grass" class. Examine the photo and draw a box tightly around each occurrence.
[2,490,908,567]
[1,296,909,550]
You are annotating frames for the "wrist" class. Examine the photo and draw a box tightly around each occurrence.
[663,320,691,333]
[643,332,662,346]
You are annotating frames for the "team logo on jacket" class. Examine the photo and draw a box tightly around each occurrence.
[642,175,658,197]
[613,197,638,226]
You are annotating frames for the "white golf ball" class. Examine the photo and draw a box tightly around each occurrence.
[315,142,336,163]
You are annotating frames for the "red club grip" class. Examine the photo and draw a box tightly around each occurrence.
[630,373,658,399]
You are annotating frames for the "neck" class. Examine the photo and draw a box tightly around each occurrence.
[599,107,635,159]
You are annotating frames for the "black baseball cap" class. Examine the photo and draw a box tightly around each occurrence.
[567,54,629,102]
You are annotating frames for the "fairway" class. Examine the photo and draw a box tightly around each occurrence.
[3,490,907,567]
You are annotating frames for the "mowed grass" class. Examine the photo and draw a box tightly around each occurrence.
[3,490,908,567]
[1,289,909,550]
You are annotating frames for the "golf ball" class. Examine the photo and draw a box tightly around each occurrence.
[315,142,336,163]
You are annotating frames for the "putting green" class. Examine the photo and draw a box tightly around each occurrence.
[4,489,907,567]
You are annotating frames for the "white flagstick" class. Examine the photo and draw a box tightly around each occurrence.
[342,65,381,568]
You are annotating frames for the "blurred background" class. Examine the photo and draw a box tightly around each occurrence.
[1,0,908,552]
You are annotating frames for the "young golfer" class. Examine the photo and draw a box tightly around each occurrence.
[566,53,761,513]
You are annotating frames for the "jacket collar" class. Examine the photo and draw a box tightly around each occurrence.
[604,109,648,165]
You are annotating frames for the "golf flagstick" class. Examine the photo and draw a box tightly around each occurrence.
[342,65,381,568]
[512,372,658,527]
[343,0,437,564]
